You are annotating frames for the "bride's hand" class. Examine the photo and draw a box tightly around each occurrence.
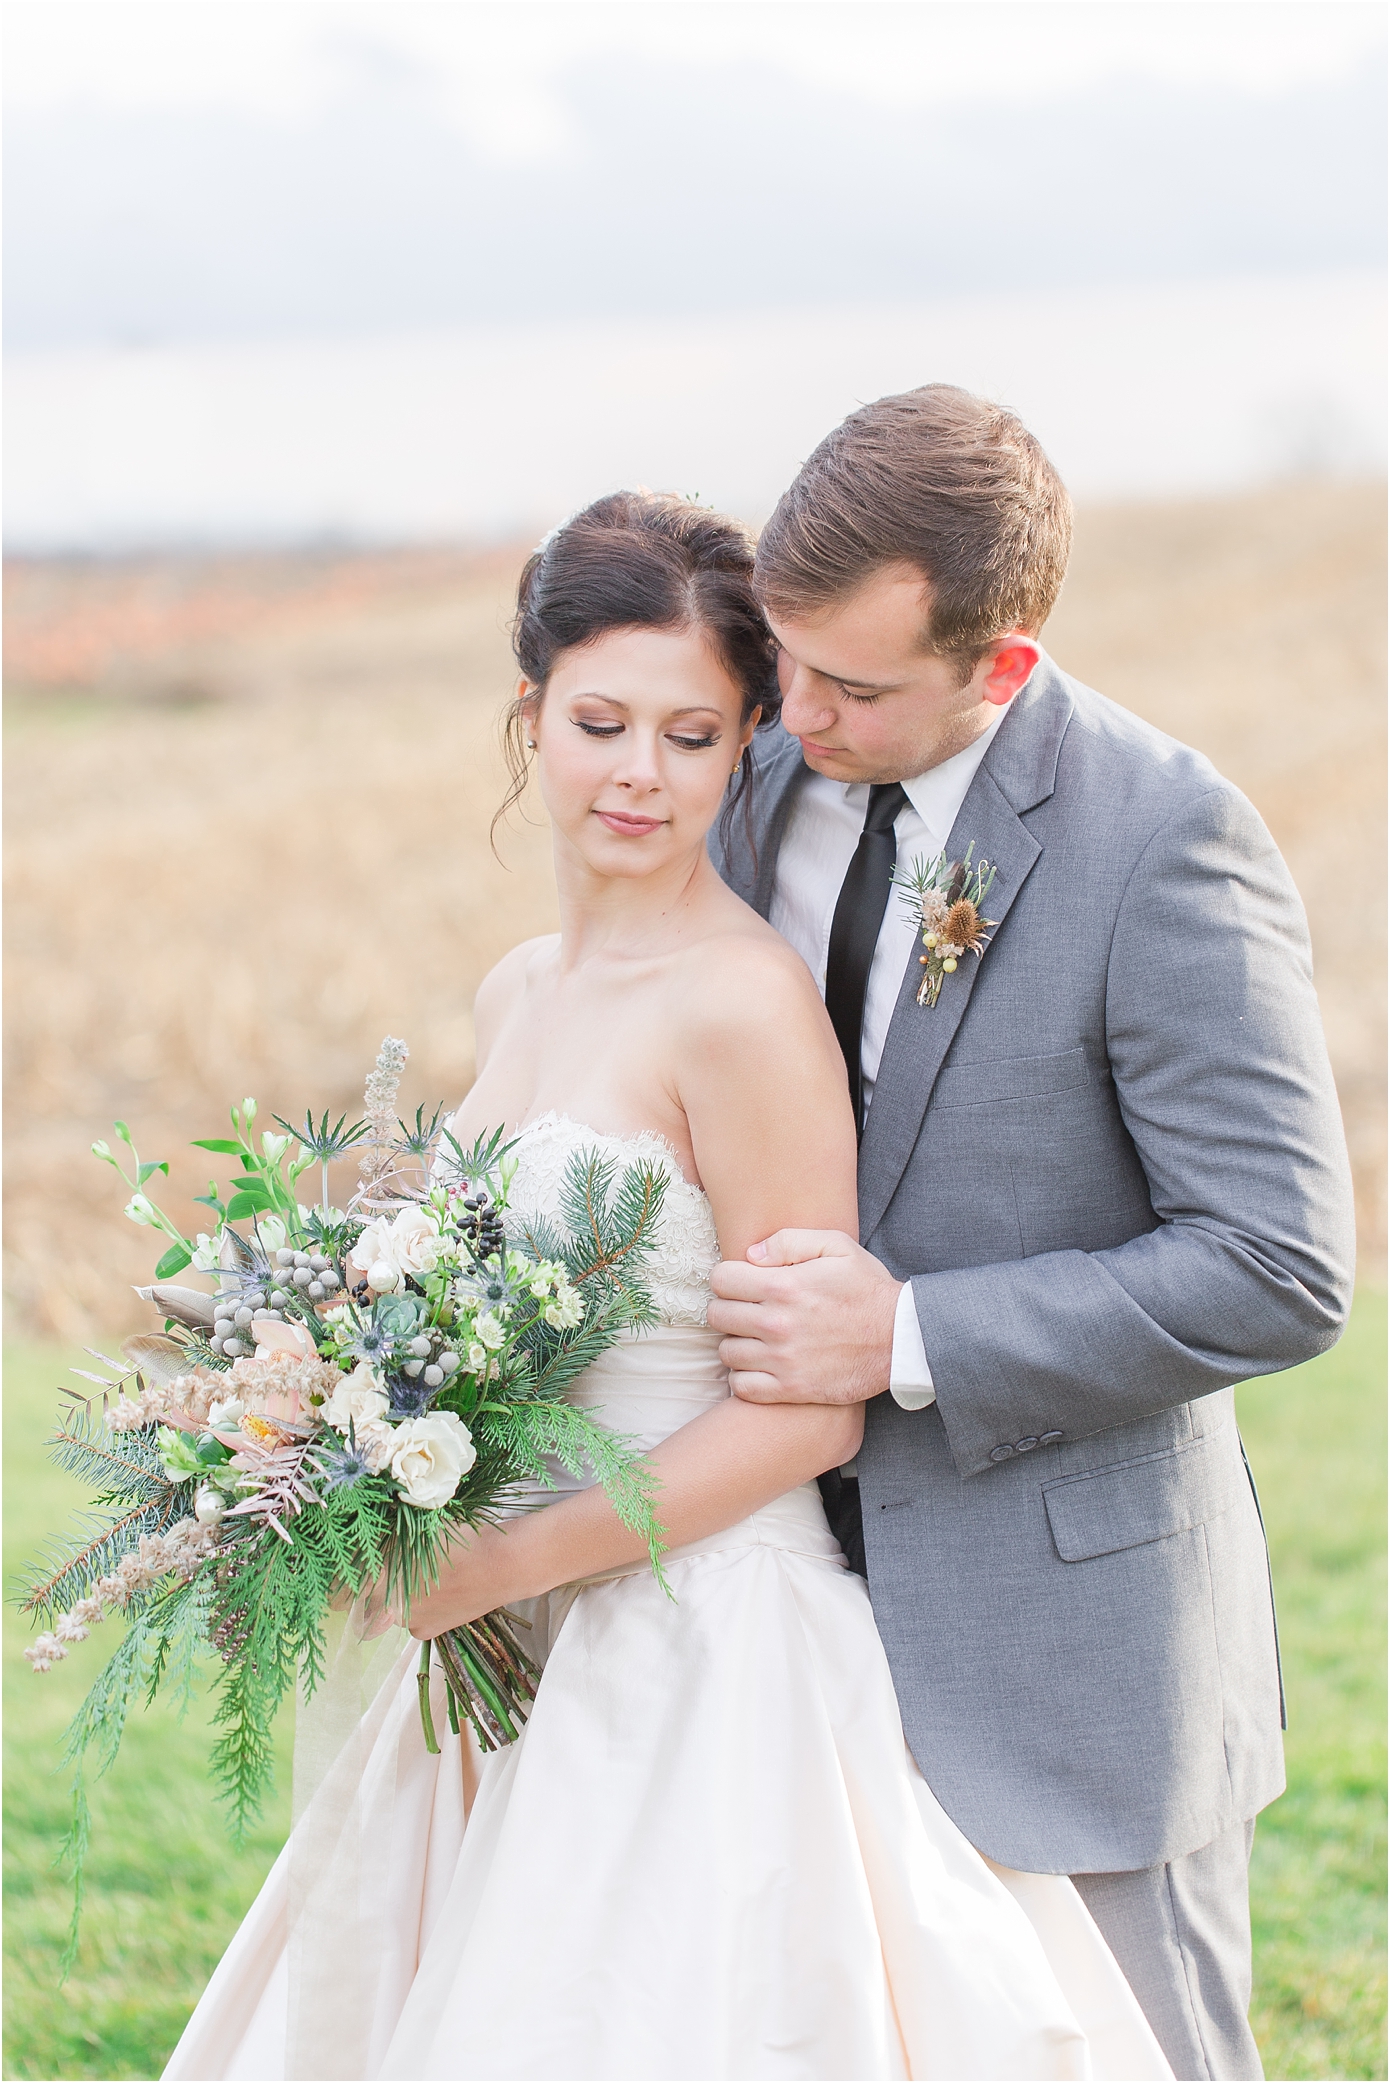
[401,1521,516,1639]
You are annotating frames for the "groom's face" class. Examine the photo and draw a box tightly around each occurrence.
[766,563,1036,785]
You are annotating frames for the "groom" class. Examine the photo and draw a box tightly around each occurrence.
[707,385,1354,2082]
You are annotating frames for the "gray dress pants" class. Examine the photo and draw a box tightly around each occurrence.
[1071,1816,1262,2082]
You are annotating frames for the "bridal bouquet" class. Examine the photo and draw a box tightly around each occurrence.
[20,1038,667,1959]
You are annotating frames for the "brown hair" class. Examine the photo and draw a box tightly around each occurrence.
[754,385,1072,673]
[495,491,780,845]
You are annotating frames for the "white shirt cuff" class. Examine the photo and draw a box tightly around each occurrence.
[889,1280,936,1410]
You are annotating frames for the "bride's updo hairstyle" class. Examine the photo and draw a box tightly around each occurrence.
[496,491,781,846]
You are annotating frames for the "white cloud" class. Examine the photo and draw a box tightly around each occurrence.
[5,0,1383,144]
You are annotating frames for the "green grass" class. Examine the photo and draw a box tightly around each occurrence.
[3,1345,292,2082]
[4,1307,1386,2081]
[1238,1294,1387,2081]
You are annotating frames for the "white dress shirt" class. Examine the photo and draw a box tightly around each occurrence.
[769,703,1011,1412]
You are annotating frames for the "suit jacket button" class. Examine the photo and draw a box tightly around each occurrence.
[1039,1430,1063,1445]
[989,1445,1015,1462]
[1015,1438,1038,1452]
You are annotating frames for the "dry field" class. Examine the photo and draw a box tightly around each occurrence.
[4,481,1384,1339]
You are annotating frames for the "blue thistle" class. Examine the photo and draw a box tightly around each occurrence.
[316,1423,375,1493]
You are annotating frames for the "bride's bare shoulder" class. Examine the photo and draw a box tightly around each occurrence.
[679,906,832,1053]
[474,935,559,1057]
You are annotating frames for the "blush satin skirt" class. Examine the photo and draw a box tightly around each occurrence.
[164,1329,1171,2083]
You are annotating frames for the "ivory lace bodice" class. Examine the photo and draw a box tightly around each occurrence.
[505,1112,721,1327]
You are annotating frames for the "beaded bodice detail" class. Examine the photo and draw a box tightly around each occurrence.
[506,1113,720,1328]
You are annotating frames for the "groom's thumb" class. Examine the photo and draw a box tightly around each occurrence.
[747,1228,856,1267]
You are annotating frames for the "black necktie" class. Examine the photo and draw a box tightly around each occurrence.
[824,783,908,1131]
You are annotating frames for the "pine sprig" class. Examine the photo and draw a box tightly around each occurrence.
[19,1410,182,1620]
[557,1153,668,1292]
[45,1406,172,1503]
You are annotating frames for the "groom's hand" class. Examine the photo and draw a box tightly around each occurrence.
[707,1231,901,1405]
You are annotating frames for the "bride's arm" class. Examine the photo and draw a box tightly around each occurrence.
[406,936,864,1637]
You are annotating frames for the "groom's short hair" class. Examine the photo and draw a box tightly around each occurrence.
[754,385,1072,670]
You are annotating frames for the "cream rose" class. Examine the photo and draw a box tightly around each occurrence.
[322,1359,389,1435]
[348,1205,443,1289]
[353,1419,395,1475]
[389,1410,476,1509]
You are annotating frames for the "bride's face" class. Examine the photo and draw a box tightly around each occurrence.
[527,624,756,879]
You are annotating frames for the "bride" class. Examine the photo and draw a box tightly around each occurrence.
[165,493,1170,2083]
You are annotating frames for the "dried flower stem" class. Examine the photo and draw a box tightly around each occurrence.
[356,1036,409,1209]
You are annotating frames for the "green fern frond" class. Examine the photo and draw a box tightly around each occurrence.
[55,1778,92,1980]
[477,1400,667,1587]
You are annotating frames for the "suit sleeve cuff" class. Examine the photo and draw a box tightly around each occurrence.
[889,1280,936,1409]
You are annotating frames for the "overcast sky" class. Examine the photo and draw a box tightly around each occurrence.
[5,1,1385,350]
[4,3,1384,546]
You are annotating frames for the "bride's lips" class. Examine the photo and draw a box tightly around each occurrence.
[596,810,665,836]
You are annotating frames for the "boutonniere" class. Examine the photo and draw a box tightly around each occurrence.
[893,844,999,1007]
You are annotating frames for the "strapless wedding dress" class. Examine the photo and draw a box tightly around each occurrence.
[165,1115,1170,2083]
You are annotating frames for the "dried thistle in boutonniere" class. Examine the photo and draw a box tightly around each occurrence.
[893,844,999,1007]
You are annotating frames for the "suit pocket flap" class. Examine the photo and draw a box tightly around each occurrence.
[931,1047,1092,1109]
[1043,1430,1243,1562]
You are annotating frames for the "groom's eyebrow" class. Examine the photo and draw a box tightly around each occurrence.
[830,672,901,692]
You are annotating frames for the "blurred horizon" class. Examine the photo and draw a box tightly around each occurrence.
[3,1,1385,551]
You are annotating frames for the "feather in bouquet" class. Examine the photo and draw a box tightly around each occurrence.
[18,1037,669,1966]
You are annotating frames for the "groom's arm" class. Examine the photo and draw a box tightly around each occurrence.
[915,783,1354,1474]
[712,784,1357,1477]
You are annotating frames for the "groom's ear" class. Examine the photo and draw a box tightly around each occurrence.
[979,634,1041,707]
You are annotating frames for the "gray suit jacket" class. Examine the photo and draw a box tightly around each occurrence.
[712,655,1355,1874]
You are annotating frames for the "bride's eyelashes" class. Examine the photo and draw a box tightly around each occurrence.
[572,718,722,751]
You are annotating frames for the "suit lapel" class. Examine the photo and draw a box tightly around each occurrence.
[856,662,1074,1240]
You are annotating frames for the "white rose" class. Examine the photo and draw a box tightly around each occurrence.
[348,1205,443,1288]
[353,1419,395,1474]
[389,1411,476,1509]
[323,1359,389,1434]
